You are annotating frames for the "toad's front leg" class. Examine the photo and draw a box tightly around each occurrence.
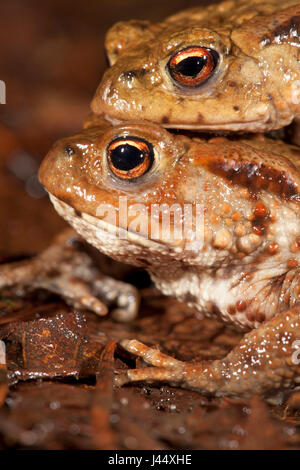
[116,306,300,397]
[0,229,139,322]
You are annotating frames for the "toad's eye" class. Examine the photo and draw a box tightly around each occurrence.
[107,137,154,180]
[168,46,218,87]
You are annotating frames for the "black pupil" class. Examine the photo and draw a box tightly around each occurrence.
[110,143,145,171]
[176,56,207,77]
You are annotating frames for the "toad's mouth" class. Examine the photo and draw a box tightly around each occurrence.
[104,114,286,145]
[48,194,185,268]
[49,194,164,247]
[104,114,274,134]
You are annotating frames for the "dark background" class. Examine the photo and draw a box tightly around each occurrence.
[1,0,215,154]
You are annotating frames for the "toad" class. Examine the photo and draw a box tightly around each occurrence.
[92,0,300,140]
[36,119,300,397]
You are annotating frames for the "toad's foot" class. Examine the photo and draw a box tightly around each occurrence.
[116,306,300,397]
[0,229,139,322]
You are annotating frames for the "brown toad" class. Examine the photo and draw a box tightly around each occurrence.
[36,119,300,397]
[93,0,300,140]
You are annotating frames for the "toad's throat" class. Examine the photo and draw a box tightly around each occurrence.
[48,193,208,252]
[48,192,206,273]
[104,114,274,132]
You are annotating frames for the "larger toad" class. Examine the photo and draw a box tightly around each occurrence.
[38,119,300,397]
[92,0,300,136]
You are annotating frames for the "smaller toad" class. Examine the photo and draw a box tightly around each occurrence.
[93,0,300,141]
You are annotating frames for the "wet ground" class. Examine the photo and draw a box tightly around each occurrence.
[1,0,300,450]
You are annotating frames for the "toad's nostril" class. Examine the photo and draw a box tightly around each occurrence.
[64,145,75,157]
[119,70,136,82]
